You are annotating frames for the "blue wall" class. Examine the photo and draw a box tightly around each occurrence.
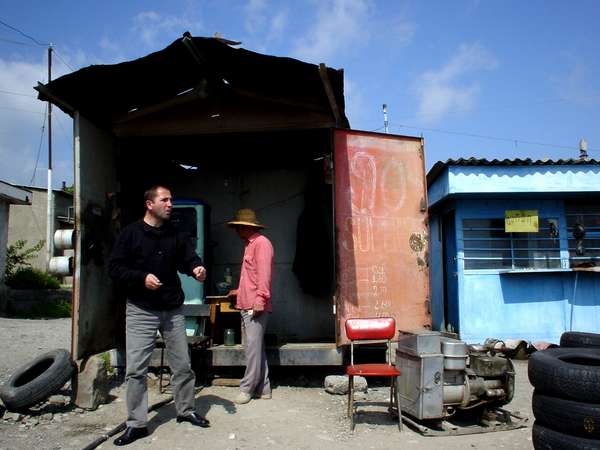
[431,197,600,344]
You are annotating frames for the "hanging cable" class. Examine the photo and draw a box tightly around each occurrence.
[389,123,600,153]
[0,36,37,47]
[0,89,36,98]
[30,103,48,185]
[53,48,75,72]
[0,18,48,46]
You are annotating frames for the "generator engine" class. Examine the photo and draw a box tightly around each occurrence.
[395,330,515,420]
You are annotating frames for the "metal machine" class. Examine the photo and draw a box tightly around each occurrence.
[396,330,515,421]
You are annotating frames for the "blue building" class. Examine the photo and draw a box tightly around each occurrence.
[427,158,600,344]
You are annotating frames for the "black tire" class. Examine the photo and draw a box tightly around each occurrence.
[0,349,75,411]
[528,348,600,403]
[533,392,600,439]
[533,422,600,450]
[561,332,600,350]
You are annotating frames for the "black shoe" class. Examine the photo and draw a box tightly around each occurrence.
[176,412,210,427]
[113,426,149,446]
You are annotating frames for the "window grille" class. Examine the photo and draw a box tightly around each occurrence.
[462,218,561,270]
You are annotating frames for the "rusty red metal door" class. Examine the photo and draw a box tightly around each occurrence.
[334,129,431,345]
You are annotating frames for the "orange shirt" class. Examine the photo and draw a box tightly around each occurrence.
[236,232,274,312]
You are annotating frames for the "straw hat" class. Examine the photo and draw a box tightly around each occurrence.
[226,208,266,229]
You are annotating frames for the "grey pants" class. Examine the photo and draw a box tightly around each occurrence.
[125,302,196,427]
[240,310,270,395]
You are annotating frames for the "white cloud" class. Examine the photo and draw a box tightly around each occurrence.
[240,1,288,52]
[392,19,415,47]
[292,0,371,63]
[551,60,599,106]
[344,78,365,127]
[266,9,288,44]
[98,36,128,64]
[244,0,268,34]
[132,10,202,48]
[414,43,498,123]
[0,58,72,187]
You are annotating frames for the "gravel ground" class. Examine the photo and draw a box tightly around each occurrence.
[0,318,534,449]
[0,317,71,386]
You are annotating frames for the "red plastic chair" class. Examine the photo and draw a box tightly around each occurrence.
[345,317,402,431]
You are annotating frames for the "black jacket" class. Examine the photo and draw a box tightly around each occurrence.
[108,220,203,310]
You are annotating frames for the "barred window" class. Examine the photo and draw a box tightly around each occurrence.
[566,202,600,268]
[462,218,561,270]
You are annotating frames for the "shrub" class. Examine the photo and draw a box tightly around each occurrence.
[6,267,61,290]
[5,239,45,279]
[6,299,71,319]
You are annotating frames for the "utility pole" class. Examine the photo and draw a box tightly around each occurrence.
[46,44,54,267]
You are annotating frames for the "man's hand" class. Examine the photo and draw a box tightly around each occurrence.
[192,265,207,282]
[145,274,162,290]
[253,302,265,313]
[227,289,238,298]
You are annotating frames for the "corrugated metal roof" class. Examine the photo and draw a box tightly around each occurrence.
[427,157,600,185]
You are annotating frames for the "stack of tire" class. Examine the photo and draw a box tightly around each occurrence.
[529,331,600,449]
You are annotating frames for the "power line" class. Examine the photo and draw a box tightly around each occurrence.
[0,106,45,115]
[53,48,75,72]
[0,18,48,47]
[388,122,599,153]
[0,89,36,98]
[54,112,71,139]
[0,36,37,47]
[30,103,48,185]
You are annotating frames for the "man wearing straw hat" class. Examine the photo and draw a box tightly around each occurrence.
[227,208,274,404]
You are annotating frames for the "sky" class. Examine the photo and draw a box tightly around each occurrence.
[1,0,599,188]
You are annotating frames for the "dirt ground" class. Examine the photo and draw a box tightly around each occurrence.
[0,317,534,450]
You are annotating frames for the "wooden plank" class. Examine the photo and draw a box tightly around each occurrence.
[318,64,342,127]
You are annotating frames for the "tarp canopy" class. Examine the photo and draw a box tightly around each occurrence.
[36,34,348,130]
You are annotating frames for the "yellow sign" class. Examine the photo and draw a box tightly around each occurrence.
[505,210,539,233]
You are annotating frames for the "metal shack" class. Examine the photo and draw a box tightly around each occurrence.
[428,157,600,344]
[36,34,431,365]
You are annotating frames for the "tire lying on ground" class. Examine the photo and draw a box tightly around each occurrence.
[0,349,75,411]
[560,331,600,350]
[528,347,600,403]
[533,392,600,439]
[533,422,600,450]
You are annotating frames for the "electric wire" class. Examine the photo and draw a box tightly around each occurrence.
[0,36,37,47]
[53,48,75,72]
[0,18,49,47]
[30,103,48,185]
[0,89,36,98]
[0,106,45,114]
[380,122,600,153]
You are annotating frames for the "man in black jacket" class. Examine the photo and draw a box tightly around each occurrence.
[109,185,210,446]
